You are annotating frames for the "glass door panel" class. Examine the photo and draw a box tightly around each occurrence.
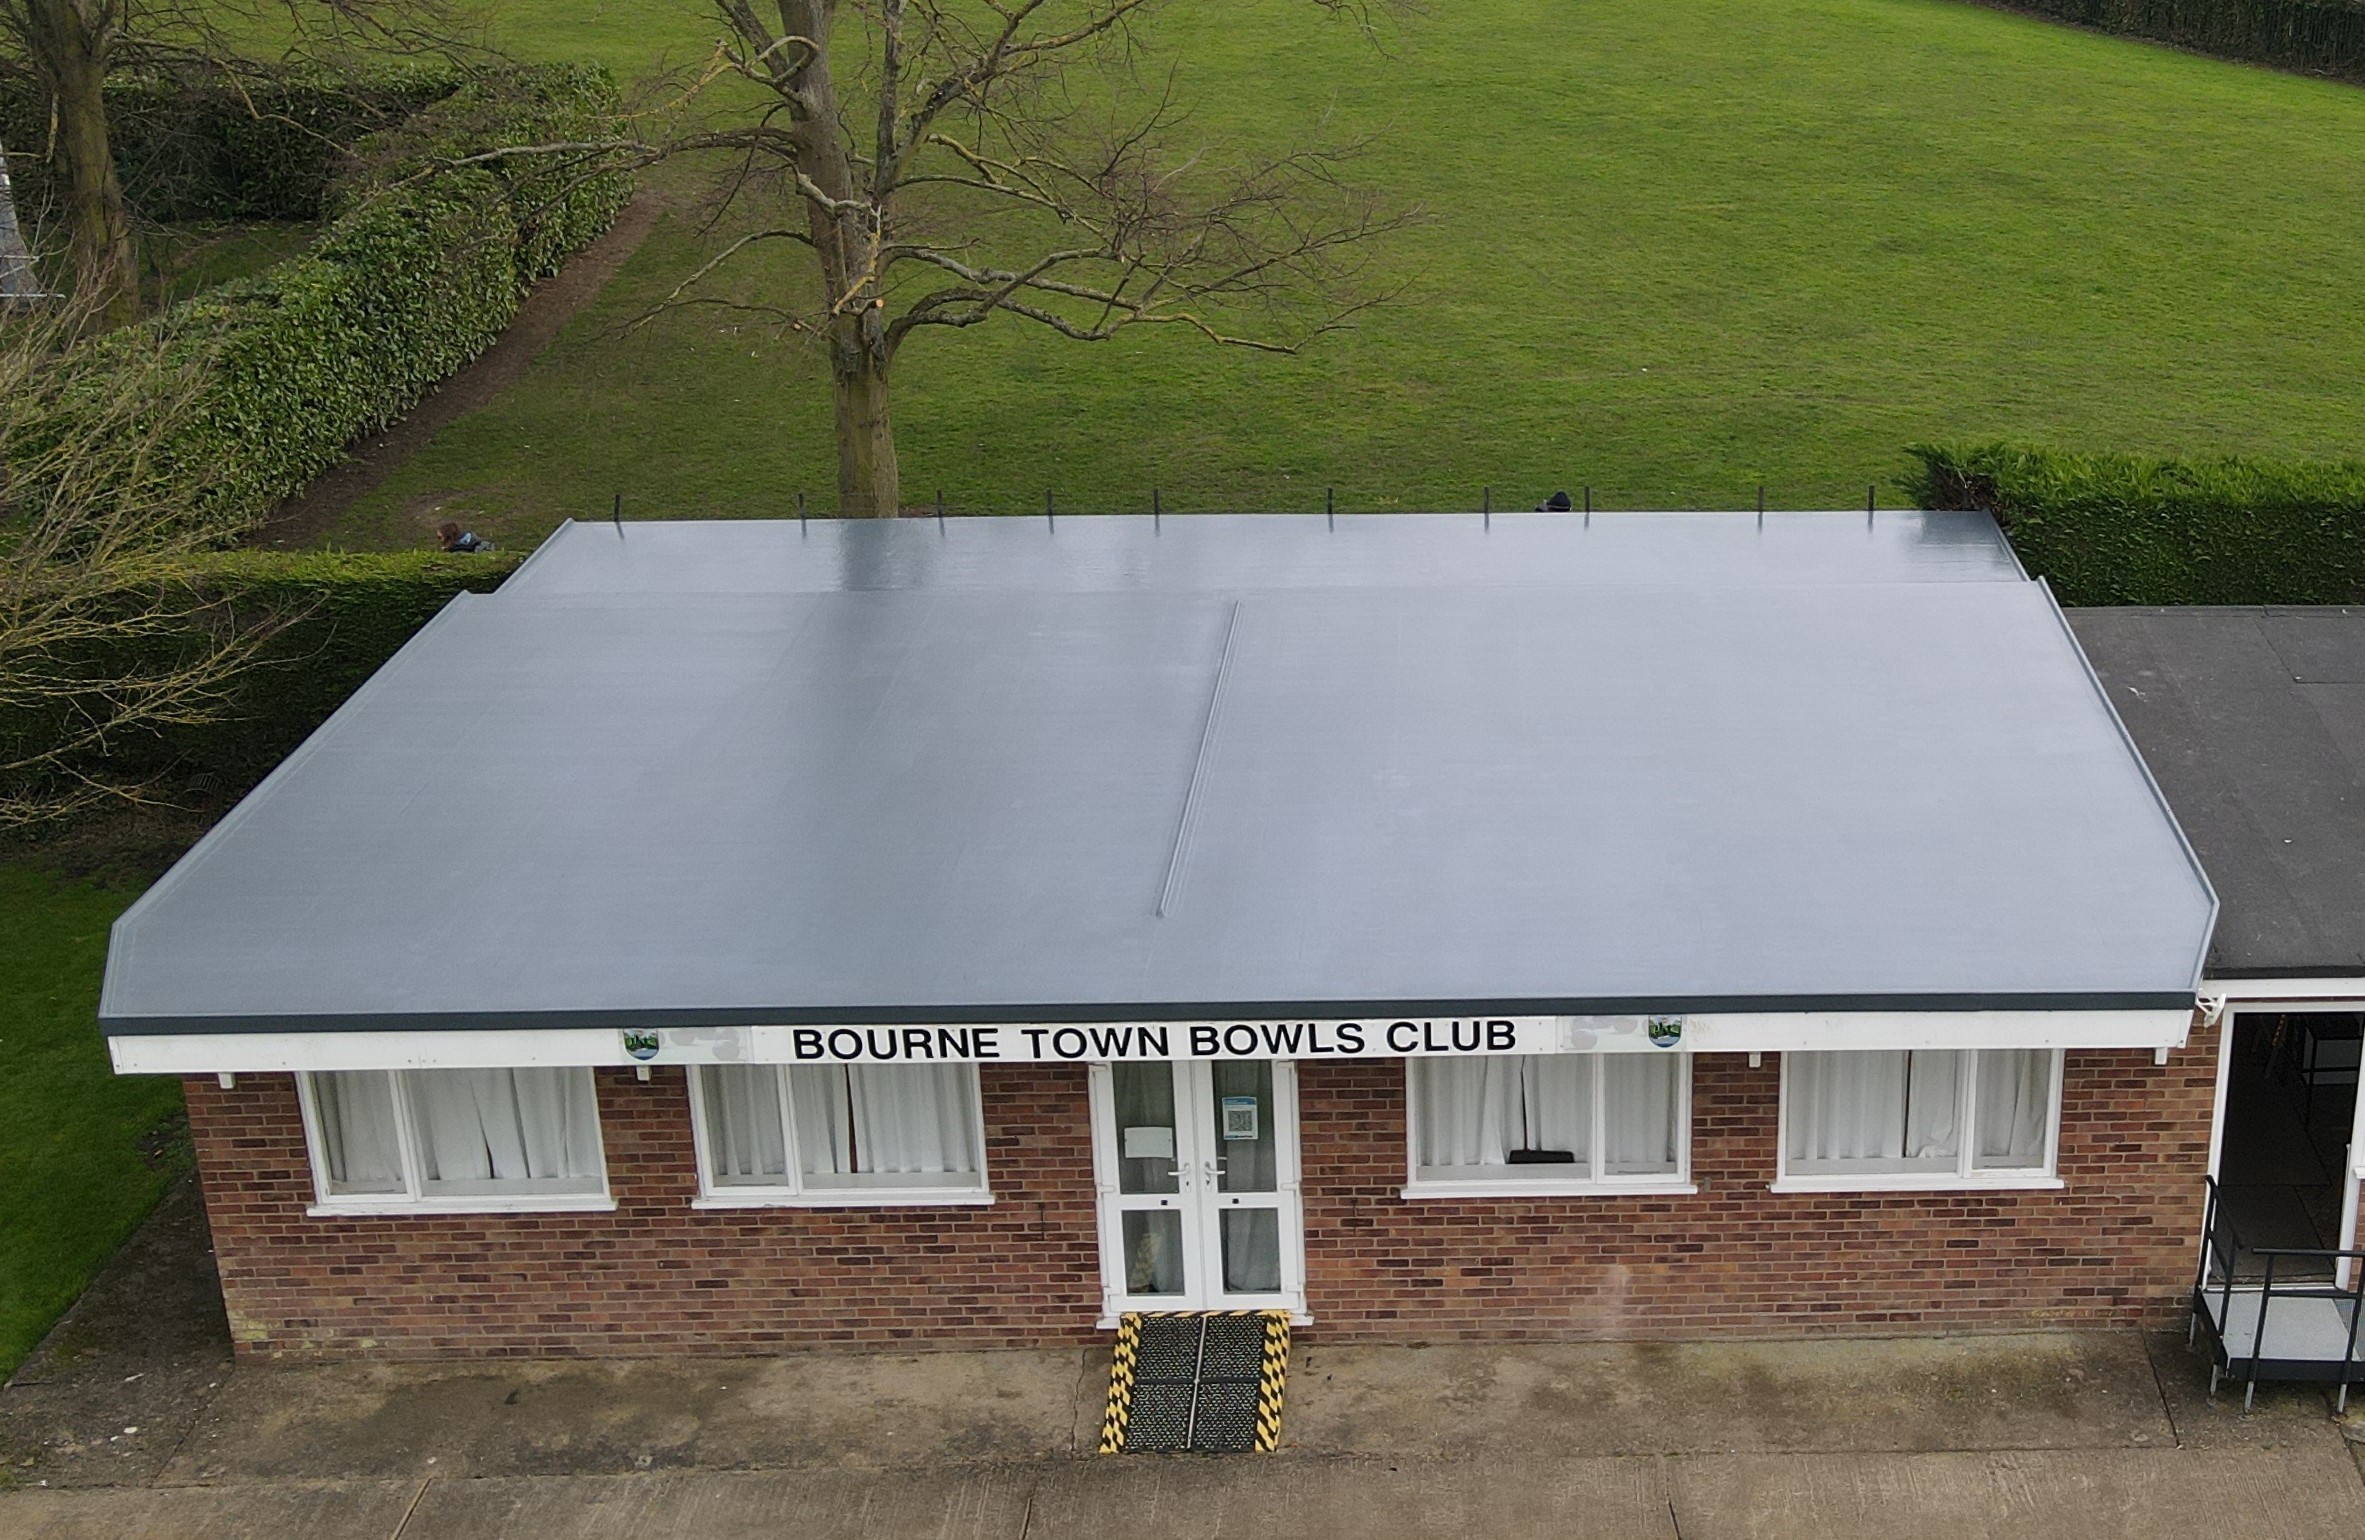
[1121,1210,1187,1296]
[1204,1060,1286,1300]
[1210,1060,1277,1193]
[1113,1063,1183,1195]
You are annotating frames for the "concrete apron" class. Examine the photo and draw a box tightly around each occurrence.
[4,1331,2363,1538]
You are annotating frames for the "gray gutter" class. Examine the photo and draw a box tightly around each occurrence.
[100,989,2206,1036]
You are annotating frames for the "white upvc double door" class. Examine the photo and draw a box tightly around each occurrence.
[1089,1060,1304,1320]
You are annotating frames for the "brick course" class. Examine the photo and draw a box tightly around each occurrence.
[188,1029,2218,1359]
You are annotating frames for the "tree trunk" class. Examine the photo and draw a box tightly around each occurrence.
[773,3,902,517]
[829,310,899,517]
[26,0,135,326]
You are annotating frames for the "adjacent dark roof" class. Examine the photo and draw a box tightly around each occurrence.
[100,513,2216,1035]
[2069,607,2365,979]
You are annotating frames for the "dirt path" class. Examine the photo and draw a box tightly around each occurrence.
[252,189,666,550]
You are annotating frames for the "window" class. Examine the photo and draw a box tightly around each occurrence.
[1404,1053,1692,1196]
[1777,1049,2062,1190]
[299,1068,610,1213]
[690,1063,991,1206]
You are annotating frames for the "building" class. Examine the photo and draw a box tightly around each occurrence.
[100,511,2268,1359]
[2069,607,2365,1312]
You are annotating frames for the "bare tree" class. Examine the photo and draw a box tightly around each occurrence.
[0,300,279,825]
[4,0,135,322]
[0,0,487,326]
[570,1,1411,516]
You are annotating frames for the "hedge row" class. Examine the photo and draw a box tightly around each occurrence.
[59,64,630,541]
[2,550,521,812]
[0,68,462,222]
[1908,443,2365,605]
[1996,0,2365,81]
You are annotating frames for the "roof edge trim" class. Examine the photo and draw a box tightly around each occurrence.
[101,990,2204,1037]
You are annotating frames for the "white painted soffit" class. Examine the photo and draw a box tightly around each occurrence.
[108,1008,2197,1076]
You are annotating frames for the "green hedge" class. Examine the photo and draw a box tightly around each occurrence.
[1996,0,2365,81]
[54,64,629,540]
[0,68,463,222]
[1908,443,2365,604]
[2,550,522,810]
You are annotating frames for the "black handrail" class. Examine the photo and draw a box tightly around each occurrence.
[2194,1175,2365,1407]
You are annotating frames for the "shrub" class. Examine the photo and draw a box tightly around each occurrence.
[1907,443,2365,605]
[36,64,630,542]
[0,68,463,223]
[1994,0,2365,83]
[0,550,522,812]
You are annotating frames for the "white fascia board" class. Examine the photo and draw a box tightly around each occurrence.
[109,1007,2197,1075]
[2204,978,2365,1006]
[110,1028,628,1075]
[1679,1009,2193,1053]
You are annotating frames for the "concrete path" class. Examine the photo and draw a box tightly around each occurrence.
[6,1444,2365,1539]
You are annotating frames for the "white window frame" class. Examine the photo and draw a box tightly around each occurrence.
[296,1068,615,1217]
[1401,1053,1697,1199]
[687,1063,995,1209]
[1772,1048,2067,1194]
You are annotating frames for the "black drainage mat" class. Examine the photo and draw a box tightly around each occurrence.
[1100,1311,1290,1454]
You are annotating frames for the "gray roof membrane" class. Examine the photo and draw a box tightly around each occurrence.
[2070,607,2365,979]
[102,513,2214,1034]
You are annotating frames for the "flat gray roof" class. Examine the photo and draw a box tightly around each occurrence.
[2070,607,2365,979]
[102,512,2214,1034]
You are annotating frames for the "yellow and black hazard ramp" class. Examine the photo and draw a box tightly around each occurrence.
[1100,1310,1290,1454]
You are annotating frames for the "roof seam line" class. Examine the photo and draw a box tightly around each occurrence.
[1157,598,1243,919]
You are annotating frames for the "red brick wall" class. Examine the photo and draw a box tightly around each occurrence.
[1300,1034,2216,1340]
[188,1028,2217,1359]
[188,1065,1107,1358]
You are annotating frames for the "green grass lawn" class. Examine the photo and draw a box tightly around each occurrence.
[0,866,181,1379]
[324,0,2365,548]
[311,0,2365,545]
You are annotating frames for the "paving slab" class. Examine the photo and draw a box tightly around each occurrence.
[1285,1332,2174,1456]
[1025,1453,1679,1539]
[159,1348,1102,1482]
[0,1478,421,1540]
[398,1468,1038,1540]
[2142,1328,2357,1450]
[1666,1447,2365,1540]
[0,1178,234,1488]
[398,1457,1680,1540]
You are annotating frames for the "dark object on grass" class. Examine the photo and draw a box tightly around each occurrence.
[1538,490,1573,512]
[436,520,493,554]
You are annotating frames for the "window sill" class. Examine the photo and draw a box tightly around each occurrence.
[307,1194,617,1218]
[691,1189,997,1210]
[1769,1175,2065,1195]
[1400,1179,1698,1201]
[1098,1306,1312,1330]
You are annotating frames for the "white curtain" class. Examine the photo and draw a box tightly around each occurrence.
[1414,1055,1591,1172]
[701,1065,790,1182]
[411,1068,603,1188]
[1786,1051,1960,1167]
[315,1072,403,1194]
[1973,1049,2052,1169]
[1603,1056,1680,1175]
[793,1065,979,1177]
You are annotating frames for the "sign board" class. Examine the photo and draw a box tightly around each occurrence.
[617,1016,1690,1067]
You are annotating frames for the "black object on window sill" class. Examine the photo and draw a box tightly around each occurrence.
[1505,1148,1577,1164]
